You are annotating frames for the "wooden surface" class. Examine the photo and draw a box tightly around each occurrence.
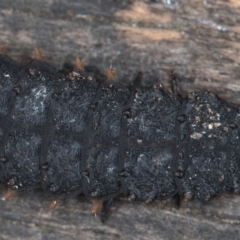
[0,0,240,239]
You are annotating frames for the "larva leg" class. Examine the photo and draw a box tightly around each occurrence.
[101,198,114,223]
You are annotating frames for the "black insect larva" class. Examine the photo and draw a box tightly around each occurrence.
[0,48,240,221]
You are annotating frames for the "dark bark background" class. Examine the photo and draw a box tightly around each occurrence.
[0,0,240,239]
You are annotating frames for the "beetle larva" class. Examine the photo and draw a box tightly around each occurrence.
[0,48,239,222]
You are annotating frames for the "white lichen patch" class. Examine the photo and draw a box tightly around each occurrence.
[208,124,213,129]
[29,85,47,114]
[195,116,201,122]
[223,127,228,132]
[107,166,115,174]
[15,85,48,124]
[213,122,221,128]
[190,132,203,139]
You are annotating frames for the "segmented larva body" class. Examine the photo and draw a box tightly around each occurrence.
[0,49,239,221]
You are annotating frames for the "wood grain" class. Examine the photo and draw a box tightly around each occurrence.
[0,0,240,239]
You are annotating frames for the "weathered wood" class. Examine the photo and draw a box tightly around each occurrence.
[0,0,240,239]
